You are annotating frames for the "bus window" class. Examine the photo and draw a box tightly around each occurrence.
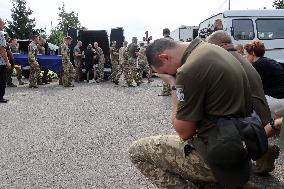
[232,19,254,40]
[256,19,284,40]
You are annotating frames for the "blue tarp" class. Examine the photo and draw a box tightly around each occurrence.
[13,54,63,72]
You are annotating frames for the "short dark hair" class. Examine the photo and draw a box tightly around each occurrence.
[163,28,170,35]
[146,38,177,68]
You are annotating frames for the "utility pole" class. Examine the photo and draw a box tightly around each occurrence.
[228,0,231,10]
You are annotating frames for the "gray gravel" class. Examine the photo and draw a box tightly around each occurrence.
[0,78,284,189]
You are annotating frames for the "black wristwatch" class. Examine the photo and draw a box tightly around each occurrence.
[270,119,280,131]
[171,85,176,91]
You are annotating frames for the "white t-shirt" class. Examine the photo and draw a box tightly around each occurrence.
[0,31,7,65]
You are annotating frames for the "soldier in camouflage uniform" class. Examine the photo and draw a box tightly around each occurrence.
[73,41,83,82]
[159,28,173,96]
[28,35,41,88]
[125,37,140,87]
[61,36,75,87]
[137,42,153,83]
[108,41,119,82]
[93,42,105,81]
[37,37,49,85]
[9,38,25,85]
[113,41,128,85]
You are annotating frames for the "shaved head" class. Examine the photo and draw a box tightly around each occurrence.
[207,31,232,46]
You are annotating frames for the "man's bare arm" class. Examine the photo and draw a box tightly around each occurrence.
[158,73,197,140]
[0,46,9,65]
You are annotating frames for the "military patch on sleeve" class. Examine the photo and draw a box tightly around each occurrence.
[176,85,185,102]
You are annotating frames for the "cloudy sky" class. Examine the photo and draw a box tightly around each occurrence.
[1,0,274,41]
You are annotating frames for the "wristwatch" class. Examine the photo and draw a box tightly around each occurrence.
[270,118,280,131]
[171,85,176,91]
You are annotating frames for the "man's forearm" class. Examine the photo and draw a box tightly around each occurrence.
[171,90,178,124]
[0,48,9,64]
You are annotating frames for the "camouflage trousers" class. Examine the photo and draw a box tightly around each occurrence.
[141,62,151,81]
[137,59,151,82]
[29,64,41,87]
[129,135,216,189]
[98,61,105,80]
[114,64,125,81]
[108,60,119,81]
[74,59,81,82]
[14,65,23,82]
[124,59,141,85]
[62,62,75,87]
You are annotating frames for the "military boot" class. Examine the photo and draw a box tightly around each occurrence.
[253,145,280,175]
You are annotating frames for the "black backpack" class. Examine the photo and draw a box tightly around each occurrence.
[208,111,268,161]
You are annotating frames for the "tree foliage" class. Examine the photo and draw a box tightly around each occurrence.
[6,0,38,39]
[56,3,81,35]
[48,3,81,46]
[48,29,65,46]
[273,0,284,9]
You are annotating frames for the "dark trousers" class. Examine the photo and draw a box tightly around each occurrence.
[6,64,14,85]
[0,65,7,99]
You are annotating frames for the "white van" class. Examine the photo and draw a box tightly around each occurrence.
[199,10,284,63]
[171,25,199,41]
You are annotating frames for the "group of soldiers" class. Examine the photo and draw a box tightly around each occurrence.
[4,34,48,89]
[108,37,153,87]
[10,28,173,90]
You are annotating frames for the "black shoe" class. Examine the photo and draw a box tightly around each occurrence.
[127,84,135,87]
[113,80,119,85]
[29,85,38,88]
[148,79,154,83]
[0,98,9,103]
[136,82,141,86]
[7,83,17,87]
[18,81,26,85]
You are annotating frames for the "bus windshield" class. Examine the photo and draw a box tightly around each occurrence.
[256,19,284,40]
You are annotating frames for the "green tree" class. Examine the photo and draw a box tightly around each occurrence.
[273,0,284,9]
[57,3,81,35]
[48,29,65,46]
[6,0,37,39]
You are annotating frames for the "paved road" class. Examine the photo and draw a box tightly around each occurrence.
[0,79,283,188]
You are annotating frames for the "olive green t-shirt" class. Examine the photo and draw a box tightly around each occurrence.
[228,50,271,126]
[175,38,252,136]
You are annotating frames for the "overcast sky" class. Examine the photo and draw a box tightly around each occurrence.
[1,0,274,41]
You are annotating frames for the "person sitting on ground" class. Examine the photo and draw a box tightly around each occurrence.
[207,31,282,175]
[129,38,263,188]
[244,40,284,99]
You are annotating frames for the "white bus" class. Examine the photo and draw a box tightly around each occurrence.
[199,10,284,63]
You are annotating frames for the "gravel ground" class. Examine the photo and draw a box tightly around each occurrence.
[0,78,284,189]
